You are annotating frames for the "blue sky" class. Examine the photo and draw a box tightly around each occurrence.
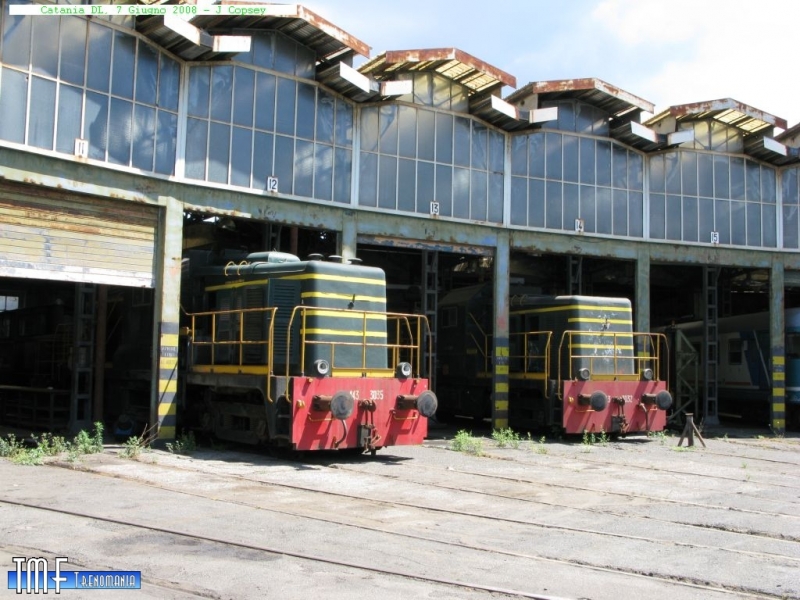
[312,0,800,130]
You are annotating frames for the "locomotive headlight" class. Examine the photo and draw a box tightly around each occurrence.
[577,367,591,381]
[642,368,654,381]
[312,359,330,377]
[396,362,413,378]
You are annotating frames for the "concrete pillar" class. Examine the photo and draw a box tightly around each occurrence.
[492,231,510,430]
[340,210,357,262]
[635,250,651,334]
[770,260,786,434]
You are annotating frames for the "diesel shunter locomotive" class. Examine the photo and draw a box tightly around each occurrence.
[181,251,437,453]
[437,284,672,434]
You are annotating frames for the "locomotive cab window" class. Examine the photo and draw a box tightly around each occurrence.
[441,306,458,328]
[728,339,743,365]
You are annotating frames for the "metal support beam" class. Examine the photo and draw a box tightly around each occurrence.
[770,261,786,434]
[702,266,720,426]
[635,252,650,335]
[492,231,510,431]
[154,197,184,441]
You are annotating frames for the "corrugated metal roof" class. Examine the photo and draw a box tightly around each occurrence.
[135,1,369,63]
[358,48,516,96]
[505,78,654,117]
[646,99,786,136]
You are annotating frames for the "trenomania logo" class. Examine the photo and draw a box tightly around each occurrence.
[7,557,141,593]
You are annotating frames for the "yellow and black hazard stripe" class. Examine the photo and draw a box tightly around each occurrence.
[157,321,179,440]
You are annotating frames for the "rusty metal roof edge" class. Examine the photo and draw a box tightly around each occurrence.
[653,98,787,130]
[776,122,800,144]
[506,78,653,113]
[365,48,516,88]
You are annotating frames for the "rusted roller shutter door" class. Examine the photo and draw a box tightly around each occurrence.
[0,182,158,287]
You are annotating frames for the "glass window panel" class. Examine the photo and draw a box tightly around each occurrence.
[111,31,135,98]
[135,42,158,106]
[253,32,274,69]
[762,204,776,248]
[295,82,315,140]
[579,137,595,184]
[87,24,112,92]
[252,131,274,191]
[254,72,276,131]
[294,139,313,197]
[629,191,643,237]
[453,167,470,219]
[596,187,612,234]
[210,66,233,123]
[379,105,398,155]
[563,183,579,230]
[188,67,210,118]
[295,46,314,79]
[666,194,681,240]
[545,181,563,229]
[316,91,334,144]
[681,152,697,196]
[398,158,416,212]
[274,135,294,193]
[628,151,643,191]
[471,123,488,171]
[155,110,177,175]
[84,91,108,160]
[435,113,453,164]
[208,122,231,184]
[649,193,665,239]
[274,34,296,75]
[436,164,453,217]
[698,153,713,197]
[451,83,468,113]
[665,152,680,195]
[730,157,745,200]
[31,17,59,78]
[730,200,746,245]
[55,83,82,154]
[417,109,435,161]
[416,161,434,214]
[378,154,397,209]
[613,189,628,236]
[715,200,730,244]
[699,198,715,243]
[713,155,730,199]
[158,55,179,112]
[489,130,504,173]
[710,121,728,151]
[596,141,611,187]
[2,13,31,69]
[360,106,379,153]
[528,179,545,228]
[489,173,503,223]
[745,202,760,246]
[358,151,378,207]
[432,74,451,109]
[783,168,799,204]
[233,67,255,128]
[398,105,417,159]
[783,206,798,249]
[414,73,433,106]
[575,102,593,134]
[470,170,487,221]
[682,196,698,242]
[692,121,709,149]
[746,160,761,202]
[611,145,627,189]
[545,133,562,181]
[29,76,56,150]
[557,101,576,132]
[333,147,351,203]
[132,104,155,171]
[454,117,471,167]
[185,117,208,180]
[230,127,253,188]
[510,177,527,226]
[649,154,664,192]
[59,17,86,86]
[762,167,776,204]
[511,135,527,176]
[522,133,542,179]
[335,99,353,146]
[275,77,296,135]
[108,97,132,165]
[555,135,576,184]
[0,84,17,144]
[580,185,595,233]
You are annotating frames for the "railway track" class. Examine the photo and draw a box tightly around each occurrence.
[20,446,797,600]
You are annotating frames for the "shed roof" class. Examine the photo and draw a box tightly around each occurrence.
[646,98,786,135]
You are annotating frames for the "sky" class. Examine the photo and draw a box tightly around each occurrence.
[310,0,800,131]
